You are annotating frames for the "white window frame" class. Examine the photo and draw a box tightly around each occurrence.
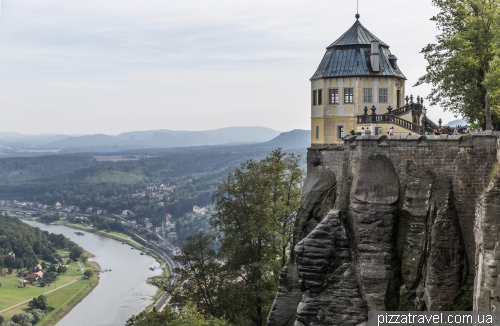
[379,88,388,103]
[344,88,353,104]
[363,88,372,103]
[329,89,339,104]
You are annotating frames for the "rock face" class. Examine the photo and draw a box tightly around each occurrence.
[294,210,365,326]
[267,134,499,325]
[474,169,500,311]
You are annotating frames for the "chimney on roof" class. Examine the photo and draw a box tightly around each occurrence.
[370,40,380,73]
[389,54,398,69]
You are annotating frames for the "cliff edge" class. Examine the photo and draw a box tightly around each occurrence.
[268,133,500,325]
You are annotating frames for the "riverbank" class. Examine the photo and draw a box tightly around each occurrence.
[39,271,99,326]
[53,219,170,278]
[48,217,172,313]
[17,219,163,326]
[52,219,172,311]
[9,215,171,319]
[0,258,100,326]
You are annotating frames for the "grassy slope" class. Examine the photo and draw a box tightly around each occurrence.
[39,275,98,326]
[0,262,82,311]
[0,259,99,325]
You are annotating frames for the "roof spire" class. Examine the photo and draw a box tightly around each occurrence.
[355,0,360,20]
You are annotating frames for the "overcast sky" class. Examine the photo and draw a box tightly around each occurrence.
[0,0,454,135]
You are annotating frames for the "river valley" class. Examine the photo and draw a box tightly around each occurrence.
[22,220,162,326]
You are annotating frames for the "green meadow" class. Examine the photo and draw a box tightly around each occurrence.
[0,257,99,325]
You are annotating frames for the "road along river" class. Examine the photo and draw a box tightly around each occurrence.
[23,220,162,326]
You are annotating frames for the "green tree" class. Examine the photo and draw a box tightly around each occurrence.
[173,232,223,316]
[83,270,94,279]
[11,312,34,325]
[125,301,229,326]
[416,0,500,129]
[69,246,84,261]
[168,302,229,326]
[30,309,45,324]
[28,295,48,310]
[126,308,177,326]
[210,149,303,325]
[484,8,500,114]
[57,265,68,274]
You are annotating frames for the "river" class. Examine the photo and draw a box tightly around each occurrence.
[23,220,162,326]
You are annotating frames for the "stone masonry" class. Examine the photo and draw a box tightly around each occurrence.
[267,132,499,326]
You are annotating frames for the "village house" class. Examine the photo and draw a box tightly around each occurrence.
[25,270,43,282]
[167,232,178,242]
[126,220,137,228]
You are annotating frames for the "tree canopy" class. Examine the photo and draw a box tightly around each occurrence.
[416,0,500,129]
[130,149,303,325]
[209,149,303,325]
[0,214,82,269]
[125,301,229,326]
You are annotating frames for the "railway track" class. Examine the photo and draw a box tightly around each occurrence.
[129,231,182,312]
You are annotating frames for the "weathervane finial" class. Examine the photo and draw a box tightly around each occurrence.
[355,0,360,20]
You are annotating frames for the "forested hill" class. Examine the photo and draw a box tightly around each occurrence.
[0,131,309,240]
[0,215,70,269]
[0,155,98,184]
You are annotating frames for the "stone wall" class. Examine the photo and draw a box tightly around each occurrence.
[267,132,499,326]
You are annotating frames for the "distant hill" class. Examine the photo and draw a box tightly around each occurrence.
[0,133,69,146]
[0,127,310,158]
[47,127,281,150]
[444,119,468,127]
[50,134,117,147]
[246,129,310,151]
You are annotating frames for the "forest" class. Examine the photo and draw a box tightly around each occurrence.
[0,144,306,241]
[0,214,83,269]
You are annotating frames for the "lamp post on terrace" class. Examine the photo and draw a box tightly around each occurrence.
[422,106,427,134]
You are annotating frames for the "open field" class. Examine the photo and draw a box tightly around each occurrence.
[0,258,99,325]
[0,261,82,311]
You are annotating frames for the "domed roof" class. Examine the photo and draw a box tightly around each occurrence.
[311,19,406,80]
[328,20,388,48]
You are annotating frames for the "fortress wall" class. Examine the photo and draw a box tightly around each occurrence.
[267,133,500,326]
[310,132,499,277]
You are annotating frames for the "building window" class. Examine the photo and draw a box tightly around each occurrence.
[379,88,388,103]
[318,89,322,105]
[315,125,319,140]
[363,88,372,102]
[329,89,339,104]
[376,127,382,135]
[344,88,353,103]
[337,126,345,139]
[312,90,317,106]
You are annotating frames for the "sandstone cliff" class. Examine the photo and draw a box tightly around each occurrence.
[267,134,499,325]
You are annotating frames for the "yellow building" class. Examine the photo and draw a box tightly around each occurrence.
[311,14,435,145]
